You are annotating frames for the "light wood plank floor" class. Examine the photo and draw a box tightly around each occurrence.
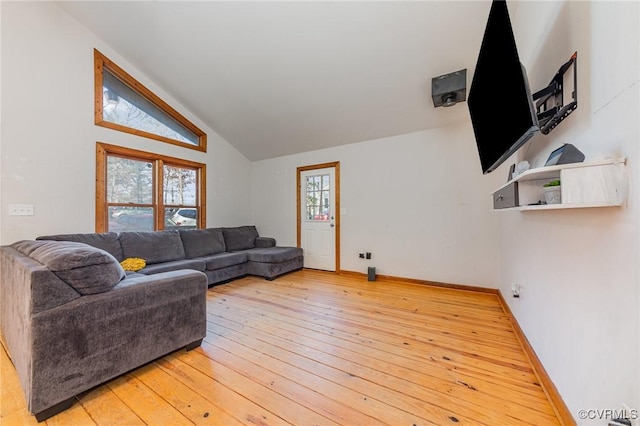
[1,270,562,425]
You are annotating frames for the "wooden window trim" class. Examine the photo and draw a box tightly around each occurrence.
[94,49,207,152]
[96,142,207,232]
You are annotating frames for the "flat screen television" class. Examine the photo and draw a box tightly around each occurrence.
[467,0,539,174]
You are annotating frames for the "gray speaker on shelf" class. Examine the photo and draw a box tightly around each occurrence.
[544,143,585,166]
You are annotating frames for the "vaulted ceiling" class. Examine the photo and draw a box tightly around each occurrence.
[59,1,494,160]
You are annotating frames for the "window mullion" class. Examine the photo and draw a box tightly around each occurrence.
[197,166,205,229]
[156,159,164,230]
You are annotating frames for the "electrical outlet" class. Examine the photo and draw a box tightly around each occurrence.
[511,283,521,298]
[365,252,372,260]
[359,253,365,259]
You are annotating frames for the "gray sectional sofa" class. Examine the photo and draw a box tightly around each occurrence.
[38,225,303,284]
[0,226,302,422]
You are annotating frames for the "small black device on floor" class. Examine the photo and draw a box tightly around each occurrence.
[368,267,376,281]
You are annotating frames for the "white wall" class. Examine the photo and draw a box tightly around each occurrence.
[503,1,639,421]
[0,2,252,245]
[251,124,501,288]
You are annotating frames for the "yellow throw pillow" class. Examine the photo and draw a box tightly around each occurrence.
[120,257,146,272]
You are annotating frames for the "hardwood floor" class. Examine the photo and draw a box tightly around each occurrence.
[1,270,564,425]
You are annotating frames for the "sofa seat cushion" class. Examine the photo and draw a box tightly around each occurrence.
[179,228,225,259]
[139,259,206,275]
[201,252,248,270]
[245,247,303,264]
[37,232,124,261]
[222,226,259,251]
[11,240,125,295]
[119,231,185,264]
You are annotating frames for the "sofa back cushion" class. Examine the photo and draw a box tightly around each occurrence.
[119,230,185,264]
[179,228,226,259]
[37,232,124,261]
[222,226,259,251]
[11,240,125,295]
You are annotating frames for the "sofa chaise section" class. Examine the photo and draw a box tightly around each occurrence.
[220,226,304,281]
[244,247,304,280]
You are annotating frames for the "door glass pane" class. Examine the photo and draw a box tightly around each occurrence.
[305,174,330,222]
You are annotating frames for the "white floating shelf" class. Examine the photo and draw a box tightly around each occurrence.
[491,158,627,212]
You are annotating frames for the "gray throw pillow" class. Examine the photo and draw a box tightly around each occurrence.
[119,230,185,264]
[222,226,259,251]
[36,232,124,261]
[179,228,226,259]
[12,240,125,295]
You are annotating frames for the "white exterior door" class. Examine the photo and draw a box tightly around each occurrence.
[300,167,336,271]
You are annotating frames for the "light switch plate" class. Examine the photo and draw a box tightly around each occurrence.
[9,204,34,216]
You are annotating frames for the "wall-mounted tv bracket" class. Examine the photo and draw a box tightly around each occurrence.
[533,51,577,135]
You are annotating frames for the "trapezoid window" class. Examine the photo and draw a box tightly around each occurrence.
[94,49,207,151]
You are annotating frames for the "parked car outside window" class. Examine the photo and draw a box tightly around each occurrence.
[109,213,154,232]
[168,208,197,227]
